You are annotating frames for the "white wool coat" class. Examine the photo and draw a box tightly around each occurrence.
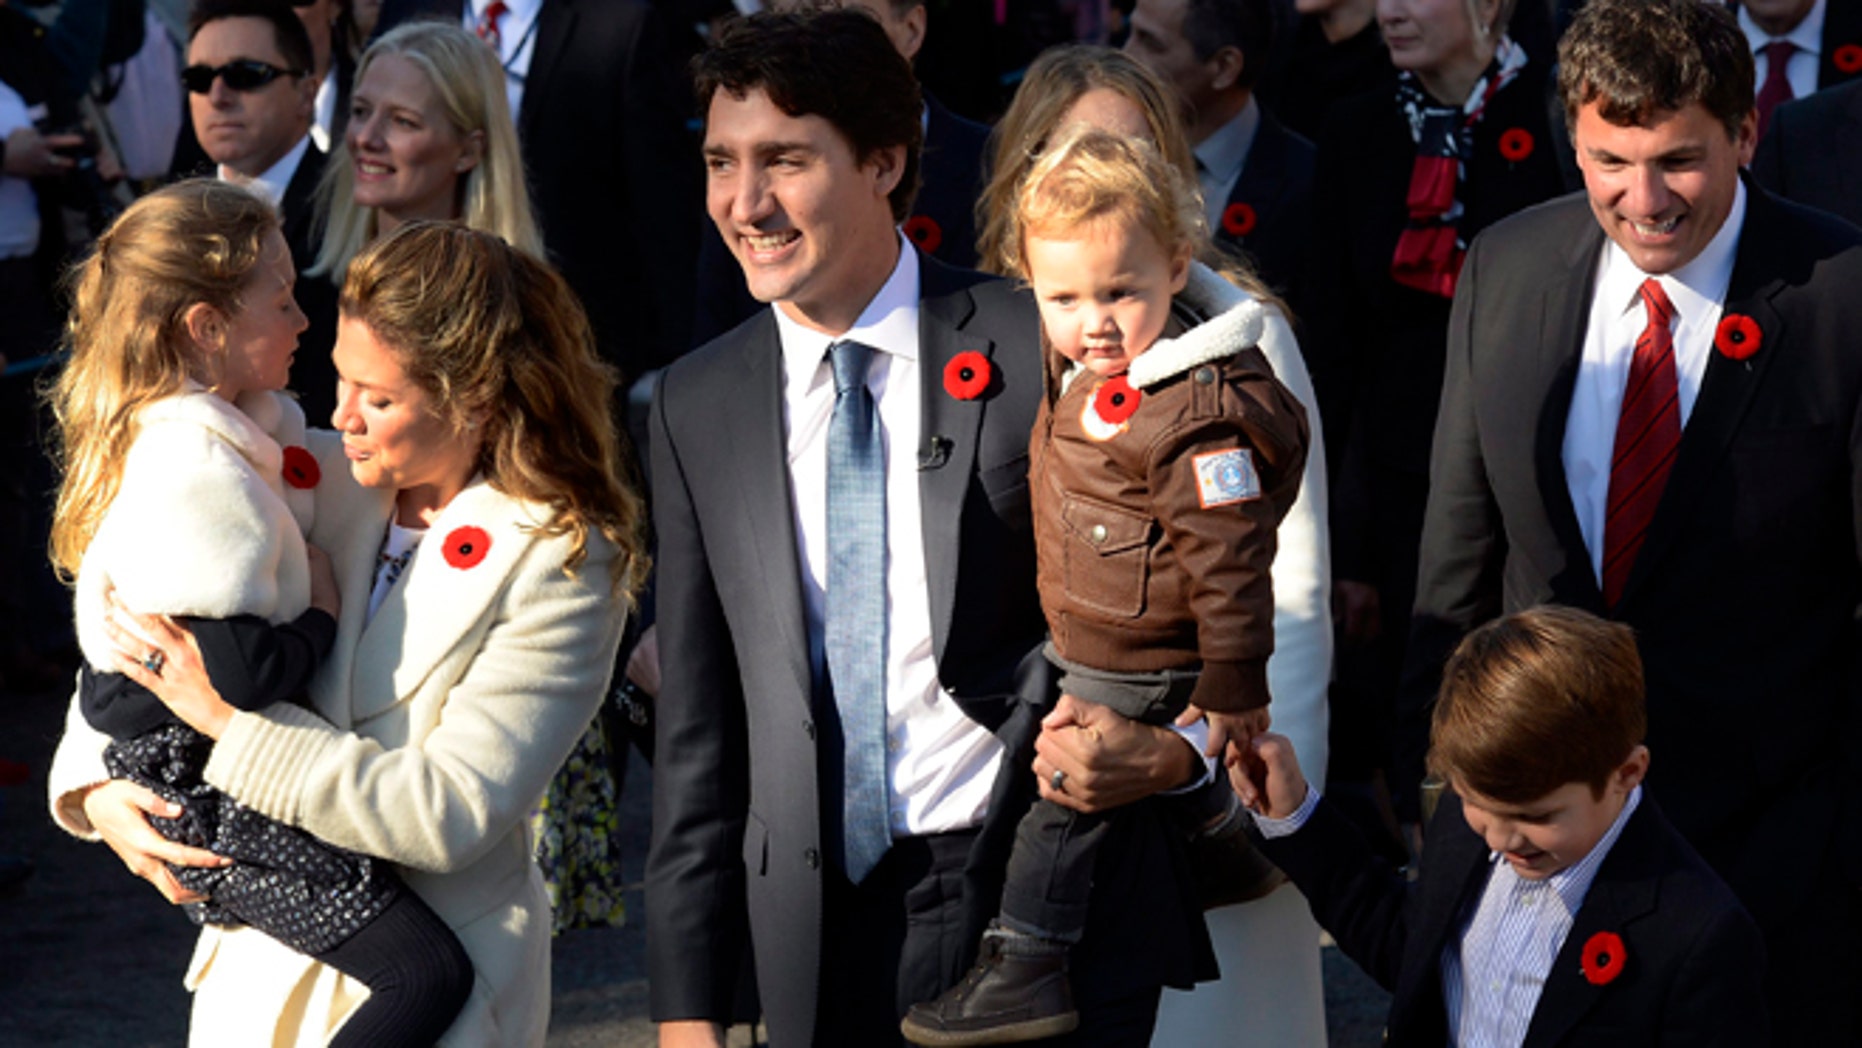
[73,388,315,672]
[50,430,627,1047]
[1151,263,1334,1047]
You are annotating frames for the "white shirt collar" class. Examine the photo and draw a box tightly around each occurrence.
[775,232,920,389]
[1486,786,1643,916]
[1596,179,1747,329]
[1740,0,1824,54]
[1193,96,1260,188]
[219,133,312,209]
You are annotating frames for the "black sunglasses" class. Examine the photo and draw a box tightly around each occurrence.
[181,60,301,94]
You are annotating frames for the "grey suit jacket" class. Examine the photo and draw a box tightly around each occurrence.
[644,254,1210,1045]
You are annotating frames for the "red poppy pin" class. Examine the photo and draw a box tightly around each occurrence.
[1714,313,1762,361]
[442,526,491,570]
[903,215,943,254]
[281,446,320,489]
[1498,128,1535,163]
[1835,43,1862,75]
[1580,930,1627,986]
[943,350,991,400]
[1221,202,1257,238]
[1092,376,1142,425]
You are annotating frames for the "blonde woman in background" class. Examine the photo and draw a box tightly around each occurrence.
[982,44,1335,1047]
[288,18,541,423]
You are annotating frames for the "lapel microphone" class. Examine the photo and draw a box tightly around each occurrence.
[918,435,953,470]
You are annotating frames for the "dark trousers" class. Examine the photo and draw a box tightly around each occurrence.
[1000,655,1199,942]
[819,830,1162,1047]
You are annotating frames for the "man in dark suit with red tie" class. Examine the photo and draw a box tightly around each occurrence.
[1403,0,1862,1040]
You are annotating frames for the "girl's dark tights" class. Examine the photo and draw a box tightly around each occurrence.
[317,891,475,1047]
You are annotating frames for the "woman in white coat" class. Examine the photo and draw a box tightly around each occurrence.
[48,221,647,1046]
[981,47,1335,1046]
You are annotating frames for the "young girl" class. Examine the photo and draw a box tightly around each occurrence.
[903,128,1309,1045]
[50,180,472,1046]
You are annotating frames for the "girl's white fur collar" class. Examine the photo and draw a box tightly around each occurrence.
[1126,262,1265,391]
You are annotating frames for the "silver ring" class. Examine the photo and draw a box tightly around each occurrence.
[141,649,165,675]
[1050,768,1066,792]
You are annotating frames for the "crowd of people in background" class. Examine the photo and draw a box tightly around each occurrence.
[8,0,1862,1044]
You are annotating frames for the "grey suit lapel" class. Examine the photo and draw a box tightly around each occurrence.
[1533,220,1609,603]
[727,314,816,709]
[917,278,988,661]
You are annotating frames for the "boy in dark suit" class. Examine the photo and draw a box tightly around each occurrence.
[1239,606,1767,1047]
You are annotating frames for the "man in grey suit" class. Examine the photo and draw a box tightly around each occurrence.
[644,10,1213,1047]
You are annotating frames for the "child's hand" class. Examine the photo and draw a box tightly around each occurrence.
[1204,706,1271,760]
[1227,732,1309,820]
[307,543,341,617]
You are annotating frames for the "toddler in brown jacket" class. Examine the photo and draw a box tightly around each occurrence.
[904,128,1308,1045]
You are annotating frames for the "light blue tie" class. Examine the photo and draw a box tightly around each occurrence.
[826,339,891,883]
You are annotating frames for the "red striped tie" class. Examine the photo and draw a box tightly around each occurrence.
[476,0,507,52]
[1602,279,1679,606]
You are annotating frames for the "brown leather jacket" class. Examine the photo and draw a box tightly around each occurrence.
[1030,298,1308,714]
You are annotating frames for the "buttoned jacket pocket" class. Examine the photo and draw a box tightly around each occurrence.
[1059,493,1153,618]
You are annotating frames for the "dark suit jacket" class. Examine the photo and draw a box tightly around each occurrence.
[644,255,1211,1046]
[690,94,991,349]
[1404,183,1862,928]
[1261,792,1768,1047]
[378,0,702,383]
[1210,105,1315,311]
[1751,79,1862,229]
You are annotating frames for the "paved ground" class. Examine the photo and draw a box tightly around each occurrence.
[0,682,1389,1047]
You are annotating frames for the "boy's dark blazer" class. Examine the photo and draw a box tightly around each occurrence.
[1402,181,1862,927]
[1261,791,1768,1047]
[643,254,1211,1046]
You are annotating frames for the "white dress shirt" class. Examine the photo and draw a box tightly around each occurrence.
[312,70,336,154]
[1193,97,1261,234]
[1440,787,1642,1048]
[465,0,540,123]
[1741,0,1825,103]
[772,236,1006,838]
[218,132,312,210]
[1562,181,1746,582]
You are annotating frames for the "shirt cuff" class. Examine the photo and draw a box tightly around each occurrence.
[1250,784,1320,838]
[1161,716,1217,795]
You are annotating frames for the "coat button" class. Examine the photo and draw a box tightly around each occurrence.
[803,847,820,870]
[1194,366,1215,385]
[1089,524,1108,544]
[803,719,815,740]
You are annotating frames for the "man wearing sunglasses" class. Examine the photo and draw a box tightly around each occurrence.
[181,0,338,418]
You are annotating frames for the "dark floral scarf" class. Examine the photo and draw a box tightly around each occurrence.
[1390,37,1527,298]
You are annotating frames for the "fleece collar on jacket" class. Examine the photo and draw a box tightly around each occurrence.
[1126,263,1265,390]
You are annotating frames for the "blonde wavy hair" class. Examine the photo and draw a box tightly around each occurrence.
[1008,125,1204,283]
[311,20,542,282]
[341,222,647,596]
[977,44,1280,311]
[49,179,281,580]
